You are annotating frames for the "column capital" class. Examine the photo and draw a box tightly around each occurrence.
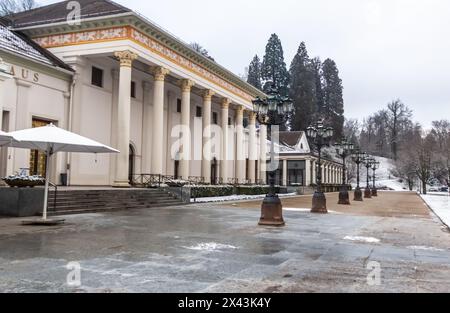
[202,89,215,101]
[114,50,137,67]
[248,111,257,123]
[180,79,195,92]
[142,81,152,91]
[221,98,231,109]
[151,66,170,81]
[235,105,244,116]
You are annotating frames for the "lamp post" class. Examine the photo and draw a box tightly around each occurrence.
[335,138,354,205]
[252,85,293,226]
[306,120,334,213]
[364,156,374,199]
[352,149,366,201]
[371,159,380,197]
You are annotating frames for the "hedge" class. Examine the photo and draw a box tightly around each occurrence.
[190,185,282,198]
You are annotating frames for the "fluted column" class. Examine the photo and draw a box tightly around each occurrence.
[201,89,214,183]
[112,50,137,187]
[179,79,194,180]
[150,66,170,175]
[235,105,245,184]
[248,112,257,184]
[220,98,230,183]
[142,81,152,173]
[259,124,267,184]
[282,159,288,186]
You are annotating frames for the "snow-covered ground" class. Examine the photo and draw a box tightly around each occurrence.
[190,193,297,203]
[421,194,450,228]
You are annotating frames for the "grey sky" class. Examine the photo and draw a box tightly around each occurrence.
[40,0,450,129]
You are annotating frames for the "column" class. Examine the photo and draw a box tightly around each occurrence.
[311,159,316,185]
[201,89,214,183]
[259,124,267,184]
[248,111,257,184]
[235,105,244,184]
[112,51,137,187]
[150,66,170,175]
[305,158,311,186]
[282,159,288,186]
[141,81,152,173]
[179,79,194,180]
[220,98,230,183]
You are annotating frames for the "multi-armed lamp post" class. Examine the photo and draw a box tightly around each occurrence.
[364,156,374,199]
[371,159,380,197]
[352,149,366,201]
[306,120,334,213]
[335,138,354,205]
[252,85,294,226]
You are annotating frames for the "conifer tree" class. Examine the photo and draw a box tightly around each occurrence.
[261,34,290,96]
[322,58,344,139]
[247,55,262,90]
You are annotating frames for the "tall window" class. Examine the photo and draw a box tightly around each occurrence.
[176,99,182,113]
[91,66,103,88]
[196,106,202,117]
[212,112,218,124]
[130,81,136,98]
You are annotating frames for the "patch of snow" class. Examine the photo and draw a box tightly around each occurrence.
[191,193,297,203]
[407,246,445,252]
[343,236,380,243]
[182,242,238,251]
[420,194,450,229]
[283,208,311,212]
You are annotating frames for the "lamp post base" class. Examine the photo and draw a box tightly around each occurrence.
[338,187,350,205]
[311,191,327,213]
[364,188,372,198]
[354,187,363,201]
[371,188,378,197]
[258,194,285,226]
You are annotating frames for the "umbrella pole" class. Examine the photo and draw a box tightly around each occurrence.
[42,150,51,220]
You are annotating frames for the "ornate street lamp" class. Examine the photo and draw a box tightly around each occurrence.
[306,120,334,213]
[352,149,366,201]
[335,138,354,205]
[364,156,374,199]
[371,159,380,197]
[252,85,293,226]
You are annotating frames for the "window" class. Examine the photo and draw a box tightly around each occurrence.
[228,117,232,125]
[91,66,103,88]
[196,106,202,117]
[243,118,249,128]
[212,112,218,124]
[130,81,136,98]
[176,99,181,113]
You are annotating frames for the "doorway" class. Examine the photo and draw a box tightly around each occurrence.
[211,157,218,184]
[29,118,51,176]
[128,144,135,183]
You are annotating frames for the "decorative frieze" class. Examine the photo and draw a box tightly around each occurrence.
[33,26,254,103]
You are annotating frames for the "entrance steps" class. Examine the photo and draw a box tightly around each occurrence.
[46,188,184,216]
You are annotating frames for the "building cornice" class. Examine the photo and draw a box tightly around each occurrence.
[12,13,266,101]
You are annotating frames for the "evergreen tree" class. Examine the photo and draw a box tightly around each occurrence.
[322,58,344,139]
[261,34,290,95]
[247,55,262,90]
[289,42,316,131]
[311,57,324,117]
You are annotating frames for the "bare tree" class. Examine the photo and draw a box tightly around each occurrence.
[189,42,215,62]
[386,99,412,160]
[0,0,37,16]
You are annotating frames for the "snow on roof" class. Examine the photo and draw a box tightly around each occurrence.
[0,24,73,72]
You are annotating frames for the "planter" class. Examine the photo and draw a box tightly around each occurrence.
[2,175,45,188]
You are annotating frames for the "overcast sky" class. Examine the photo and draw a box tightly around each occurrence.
[41,0,450,129]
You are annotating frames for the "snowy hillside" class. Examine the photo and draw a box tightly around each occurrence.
[373,156,407,191]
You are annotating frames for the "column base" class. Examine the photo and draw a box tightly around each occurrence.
[112,181,130,188]
[354,187,363,201]
[364,188,372,198]
[312,191,327,213]
[338,187,350,205]
[258,195,285,226]
[371,188,378,197]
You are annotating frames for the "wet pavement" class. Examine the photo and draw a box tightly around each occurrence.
[1,191,450,292]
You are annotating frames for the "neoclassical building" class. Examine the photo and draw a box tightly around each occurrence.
[0,0,342,189]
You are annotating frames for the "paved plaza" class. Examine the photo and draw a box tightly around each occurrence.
[0,191,450,292]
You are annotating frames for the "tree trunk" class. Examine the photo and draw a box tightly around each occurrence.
[422,178,427,194]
